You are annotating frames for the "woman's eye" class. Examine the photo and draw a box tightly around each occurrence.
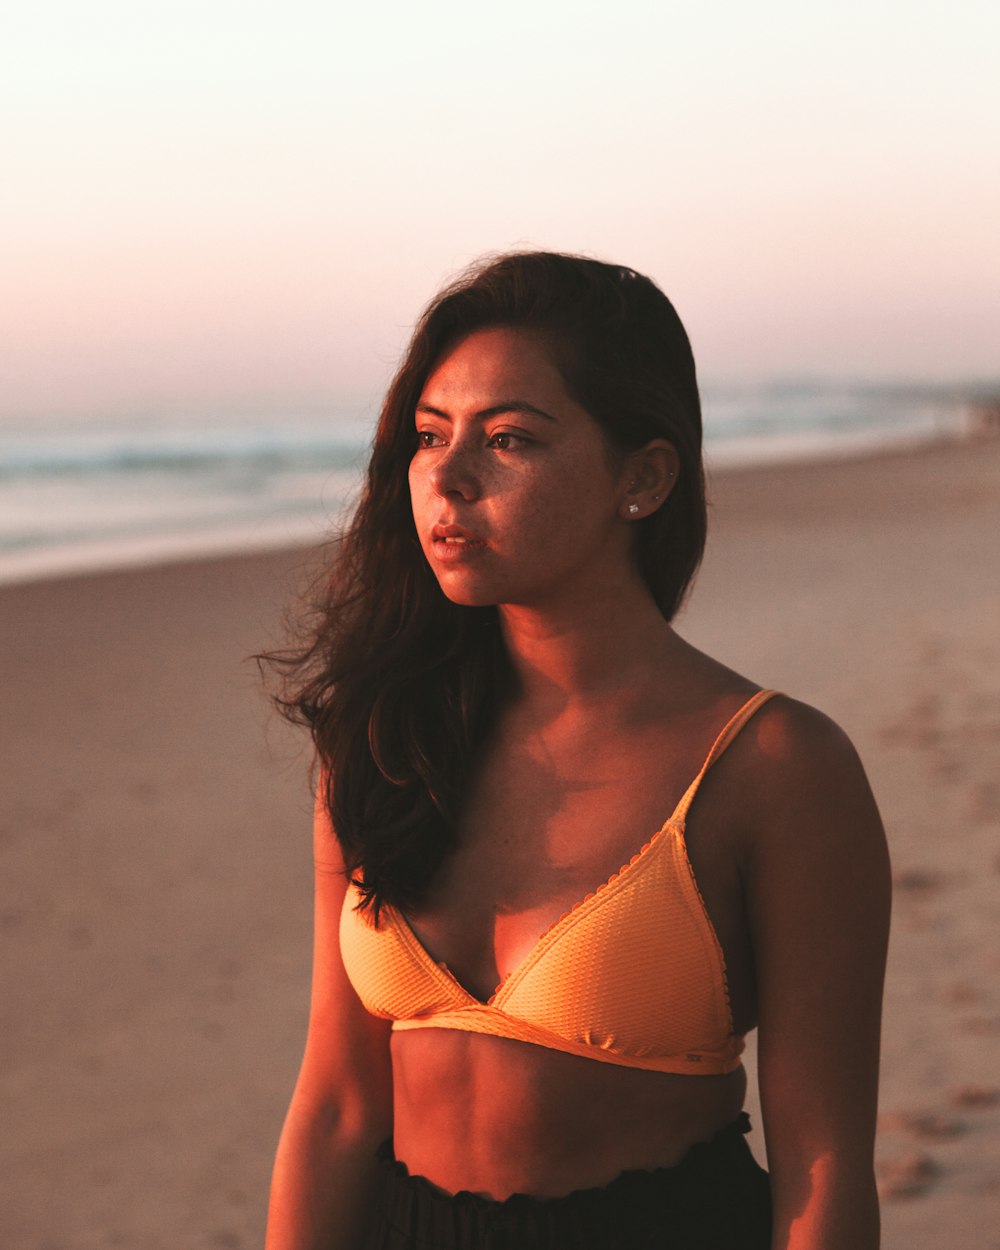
[488,431,526,451]
[416,430,443,449]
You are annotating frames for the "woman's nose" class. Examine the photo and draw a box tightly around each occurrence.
[430,442,480,501]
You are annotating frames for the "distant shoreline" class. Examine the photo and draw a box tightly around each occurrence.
[3,415,994,590]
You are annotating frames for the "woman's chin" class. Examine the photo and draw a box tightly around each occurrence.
[434,582,500,608]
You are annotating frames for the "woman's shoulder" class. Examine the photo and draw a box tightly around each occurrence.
[748,690,862,770]
[665,634,869,782]
[669,648,860,775]
[730,690,887,863]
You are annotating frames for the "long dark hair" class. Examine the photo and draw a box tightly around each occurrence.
[264,251,706,916]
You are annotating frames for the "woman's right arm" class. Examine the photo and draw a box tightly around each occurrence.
[265,792,394,1250]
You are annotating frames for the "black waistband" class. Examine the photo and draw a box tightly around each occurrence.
[364,1114,770,1249]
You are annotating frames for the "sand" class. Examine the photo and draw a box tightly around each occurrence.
[2,436,998,1249]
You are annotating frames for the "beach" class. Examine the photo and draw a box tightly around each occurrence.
[2,436,998,1248]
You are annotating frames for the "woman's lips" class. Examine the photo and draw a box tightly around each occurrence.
[429,522,487,561]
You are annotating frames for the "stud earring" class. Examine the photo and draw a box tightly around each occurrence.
[628,503,640,515]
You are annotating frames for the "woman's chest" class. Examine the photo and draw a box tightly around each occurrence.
[408,726,747,1002]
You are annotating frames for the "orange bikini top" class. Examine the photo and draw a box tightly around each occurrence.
[338,689,779,1075]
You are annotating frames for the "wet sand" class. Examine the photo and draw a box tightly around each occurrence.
[2,436,998,1247]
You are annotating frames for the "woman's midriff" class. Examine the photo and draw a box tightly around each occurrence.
[390,1029,748,1201]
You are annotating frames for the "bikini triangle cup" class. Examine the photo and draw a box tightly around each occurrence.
[339,689,780,1074]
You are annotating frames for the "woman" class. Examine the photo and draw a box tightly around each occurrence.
[263,252,891,1249]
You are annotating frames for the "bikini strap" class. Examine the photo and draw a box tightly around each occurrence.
[671,689,781,824]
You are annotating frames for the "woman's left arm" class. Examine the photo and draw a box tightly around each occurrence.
[746,700,891,1250]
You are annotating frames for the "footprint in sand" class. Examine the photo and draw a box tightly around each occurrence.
[891,868,945,895]
[961,1016,1000,1036]
[930,753,963,781]
[951,1084,1000,1109]
[879,1110,965,1140]
[876,1152,941,1200]
[892,867,948,931]
[969,780,1000,822]
[879,702,944,751]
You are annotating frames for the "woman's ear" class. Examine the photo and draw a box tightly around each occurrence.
[620,441,679,520]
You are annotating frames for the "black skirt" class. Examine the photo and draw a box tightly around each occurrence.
[360,1113,772,1250]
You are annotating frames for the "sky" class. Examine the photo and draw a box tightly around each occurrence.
[2,0,998,417]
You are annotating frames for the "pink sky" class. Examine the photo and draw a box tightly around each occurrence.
[3,1,998,416]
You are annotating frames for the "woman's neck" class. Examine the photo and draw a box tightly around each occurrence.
[496,579,686,719]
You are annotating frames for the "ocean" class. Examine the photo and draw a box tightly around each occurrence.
[0,381,985,585]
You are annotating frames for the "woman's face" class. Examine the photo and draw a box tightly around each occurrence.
[408,326,637,610]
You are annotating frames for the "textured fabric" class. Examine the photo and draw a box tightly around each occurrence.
[339,690,779,1074]
[360,1114,772,1250]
